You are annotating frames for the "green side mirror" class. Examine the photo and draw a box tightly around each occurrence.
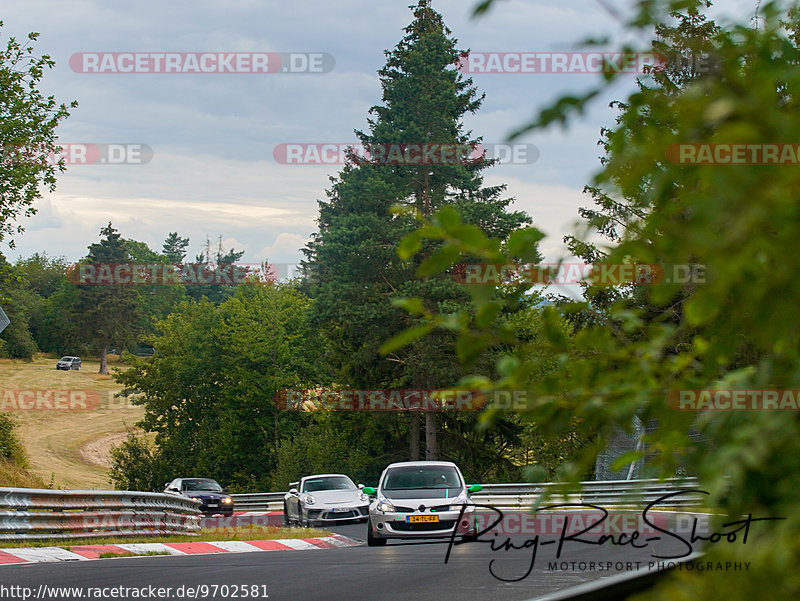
[468,484,482,493]
[362,486,377,495]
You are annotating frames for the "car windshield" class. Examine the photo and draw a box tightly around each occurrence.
[382,465,463,498]
[182,479,223,492]
[302,476,355,492]
[59,357,72,361]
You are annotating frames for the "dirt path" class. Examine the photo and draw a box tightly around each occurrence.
[0,356,146,489]
[80,431,135,468]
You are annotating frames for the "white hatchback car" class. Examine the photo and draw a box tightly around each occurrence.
[363,461,482,546]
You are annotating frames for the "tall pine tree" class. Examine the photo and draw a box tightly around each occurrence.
[75,223,139,373]
[162,232,190,263]
[303,0,531,460]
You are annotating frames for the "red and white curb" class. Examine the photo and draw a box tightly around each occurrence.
[0,534,361,565]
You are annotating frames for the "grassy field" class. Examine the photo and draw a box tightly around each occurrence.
[0,354,144,489]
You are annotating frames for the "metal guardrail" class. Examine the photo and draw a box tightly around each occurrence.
[230,492,286,512]
[231,477,703,512]
[0,487,202,541]
[473,477,703,510]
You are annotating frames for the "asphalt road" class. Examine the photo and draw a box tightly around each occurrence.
[0,518,694,601]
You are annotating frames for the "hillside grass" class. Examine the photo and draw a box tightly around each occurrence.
[0,354,144,489]
[0,457,47,488]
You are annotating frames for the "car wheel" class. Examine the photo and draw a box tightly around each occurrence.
[282,503,290,527]
[367,522,386,546]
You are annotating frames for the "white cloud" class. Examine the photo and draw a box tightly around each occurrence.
[258,232,309,265]
[0,0,754,267]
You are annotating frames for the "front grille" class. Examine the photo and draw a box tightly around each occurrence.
[392,519,456,532]
[391,506,415,513]
[198,497,223,505]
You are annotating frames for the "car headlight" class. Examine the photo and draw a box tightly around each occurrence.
[376,499,395,513]
[450,495,474,511]
[304,494,316,505]
[222,497,233,504]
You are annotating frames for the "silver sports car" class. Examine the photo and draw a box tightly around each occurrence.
[283,473,369,527]
[363,461,482,546]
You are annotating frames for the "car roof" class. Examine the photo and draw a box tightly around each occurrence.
[301,473,352,480]
[384,461,459,469]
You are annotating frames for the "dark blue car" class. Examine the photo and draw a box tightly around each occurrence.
[164,477,234,516]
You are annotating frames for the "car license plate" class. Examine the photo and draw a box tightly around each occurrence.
[407,515,438,523]
[207,503,218,507]
[330,508,341,512]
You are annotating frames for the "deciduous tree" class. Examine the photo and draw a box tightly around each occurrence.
[0,23,76,246]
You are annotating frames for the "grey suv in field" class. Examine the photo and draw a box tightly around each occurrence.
[56,356,81,370]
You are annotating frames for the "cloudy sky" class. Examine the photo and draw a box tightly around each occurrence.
[2,0,756,274]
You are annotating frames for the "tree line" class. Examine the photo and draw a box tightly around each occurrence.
[0,227,246,372]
